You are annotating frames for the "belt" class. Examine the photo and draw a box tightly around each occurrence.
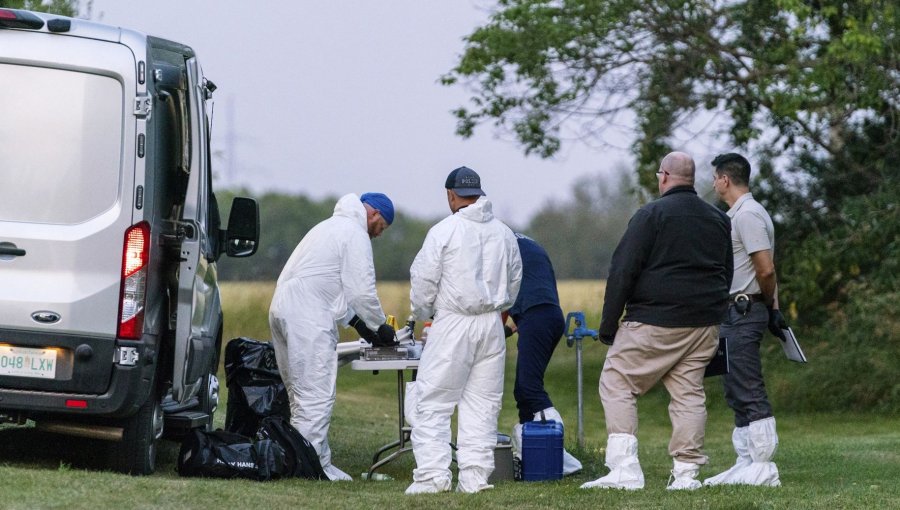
[730,293,766,303]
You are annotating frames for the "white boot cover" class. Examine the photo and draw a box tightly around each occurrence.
[456,467,494,493]
[511,422,523,459]
[743,417,781,486]
[323,463,353,481]
[704,426,751,486]
[667,460,702,490]
[580,433,644,490]
[405,477,452,495]
[534,407,583,475]
[706,418,781,486]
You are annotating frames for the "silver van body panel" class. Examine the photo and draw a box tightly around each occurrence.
[0,31,138,339]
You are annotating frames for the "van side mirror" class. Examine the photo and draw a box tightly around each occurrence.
[224,197,259,257]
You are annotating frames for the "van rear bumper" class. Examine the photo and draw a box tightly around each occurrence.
[0,341,157,419]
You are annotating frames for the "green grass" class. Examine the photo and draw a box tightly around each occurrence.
[1,282,898,509]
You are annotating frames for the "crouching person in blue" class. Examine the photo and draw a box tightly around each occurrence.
[505,233,582,475]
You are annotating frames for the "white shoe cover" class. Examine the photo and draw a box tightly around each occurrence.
[405,478,452,495]
[667,460,702,490]
[704,426,751,486]
[533,407,582,475]
[457,467,494,493]
[323,464,353,481]
[705,418,781,487]
[580,433,644,490]
[511,422,523,459]
[562,449,583,476]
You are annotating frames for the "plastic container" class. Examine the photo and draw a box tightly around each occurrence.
[421,321,432,343]
[521,420,563,481]
[360,472,393,481]
[488,433,515,484]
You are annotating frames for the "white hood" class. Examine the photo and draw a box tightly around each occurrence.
[409,196,522,318]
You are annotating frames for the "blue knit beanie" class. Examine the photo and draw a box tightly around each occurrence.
[360,192,395,225]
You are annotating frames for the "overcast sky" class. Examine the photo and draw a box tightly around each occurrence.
[85,0,635,226]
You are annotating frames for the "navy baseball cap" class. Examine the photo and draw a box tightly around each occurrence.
[445,166,486,197]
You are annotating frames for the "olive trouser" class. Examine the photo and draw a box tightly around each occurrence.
[600,321,719,464]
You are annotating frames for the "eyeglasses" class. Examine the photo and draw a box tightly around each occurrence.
[656,170,669,176]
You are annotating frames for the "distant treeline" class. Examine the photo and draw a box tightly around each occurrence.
[216,170,640,283]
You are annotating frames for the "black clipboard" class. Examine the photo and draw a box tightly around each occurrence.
[704,337,729,377]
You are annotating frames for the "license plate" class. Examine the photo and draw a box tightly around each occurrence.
[0,345,57,379]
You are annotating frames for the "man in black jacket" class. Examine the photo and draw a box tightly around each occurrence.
[581,152,732,492]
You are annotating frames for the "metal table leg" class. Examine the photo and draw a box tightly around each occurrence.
[367,369,415,477]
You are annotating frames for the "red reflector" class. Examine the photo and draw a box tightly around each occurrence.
[122,224,150,278]
[118,222,150,340]
[65,399,88,409]
[0,10,16,20]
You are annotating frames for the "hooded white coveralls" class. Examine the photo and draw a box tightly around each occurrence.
[406,196,522,493]
[269,193,386,481]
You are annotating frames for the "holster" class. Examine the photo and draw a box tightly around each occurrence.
[734,294,752,316]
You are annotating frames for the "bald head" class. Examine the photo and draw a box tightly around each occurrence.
[657,151,695,193]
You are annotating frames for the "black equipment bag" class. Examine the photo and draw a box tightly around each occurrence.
[177,429,288,481]
[256,415,328,480]
[224,337,291,436]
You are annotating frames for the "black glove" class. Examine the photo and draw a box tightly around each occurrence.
[767,307,788,340]
[375,323,397,347]
[349,315,378,344]
[503,325,515,338]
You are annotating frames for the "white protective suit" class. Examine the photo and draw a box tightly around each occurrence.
[405,196,522,494]
[269,193,386,481]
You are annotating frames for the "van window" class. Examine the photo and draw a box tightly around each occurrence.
[0,64,122,224]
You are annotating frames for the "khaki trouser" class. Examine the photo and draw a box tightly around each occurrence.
[600,321,719,464]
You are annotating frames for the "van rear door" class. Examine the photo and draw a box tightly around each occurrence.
[171,56,220,403]
[0,36,136,393]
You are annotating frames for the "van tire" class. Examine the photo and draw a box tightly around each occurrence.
[112,384,161,475]
[198,324,223,431]
[198,369,219,432]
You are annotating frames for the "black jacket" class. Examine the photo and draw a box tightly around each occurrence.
[599,186,733,340]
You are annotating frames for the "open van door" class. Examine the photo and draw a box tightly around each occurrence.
[171,56,218,403]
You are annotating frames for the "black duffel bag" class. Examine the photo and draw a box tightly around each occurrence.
[177,429,287,481]
[224,337,291,436]
[256,416,328,480]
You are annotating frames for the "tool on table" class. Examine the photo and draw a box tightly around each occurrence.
[362,314,423,361]
[564,311,599,449]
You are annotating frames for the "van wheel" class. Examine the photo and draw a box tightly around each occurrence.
[113,385,162,475]
[198,325,222,431]
[198,369,219,431]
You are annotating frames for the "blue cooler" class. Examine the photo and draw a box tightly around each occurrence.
[521,419,563,481]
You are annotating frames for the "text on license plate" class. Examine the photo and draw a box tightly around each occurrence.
[0,345,58,379]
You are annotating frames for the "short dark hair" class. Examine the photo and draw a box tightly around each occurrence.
[711,153,751,186]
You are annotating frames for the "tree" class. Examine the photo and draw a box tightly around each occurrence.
[526,167,638,278]
[446,0,900,412]
[0,0,78,16]
[444,0,898,190]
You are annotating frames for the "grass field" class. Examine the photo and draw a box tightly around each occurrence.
[1,281,898,509]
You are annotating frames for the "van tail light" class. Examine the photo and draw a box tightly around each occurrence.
[117,222,150,340]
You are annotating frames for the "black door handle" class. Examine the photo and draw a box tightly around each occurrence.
[0,246,26,256]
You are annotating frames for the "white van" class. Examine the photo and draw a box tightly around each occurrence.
[0,8,259,474]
